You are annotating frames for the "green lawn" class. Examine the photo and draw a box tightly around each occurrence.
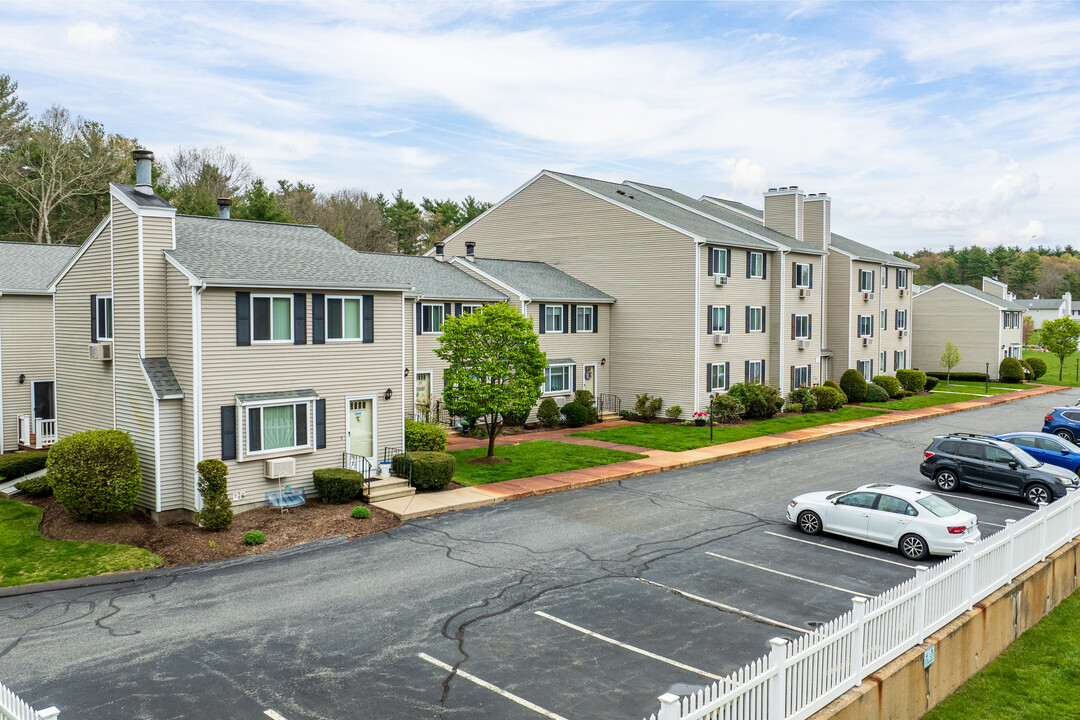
[863,392,985,410]
[0,499,161,588]
[1025,348,1080,386]
[449,440,646,486]
[569,407,887,452]
[924,586,1080,720]
[931,379,1031,395]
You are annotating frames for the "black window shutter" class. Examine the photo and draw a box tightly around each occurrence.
[312,293,325,344]
[90,294,98,342]
[762,255,768,280]
[563,304,570,333]
[746,252,751,278]
[791,262,797,288]
[791,365,795,390]
[248,407,261,453]
[571,365,576,390]
[791,313,796,340]
[883,311,887,331]
[570,304,578,333]
[592,305,599,333]
[707,248,714,277]
[220,406,236,461]
[762,358,766,381]
[315,398,326,449]
[809,315,813,339]
[362,295,374,343]
[745,306,750,333]
[293,293,307,345]
[745,360,750,380]
[235,292,251,346]
[706,362,713,392]
[415,302,423,336]
[762,306,767,331]
[443,302,452,324]
[538,304,546,334]
[726,249,732,276]
[871,315,875,337]
[455,302,462,317]
[808,364,811,386]
[725,362,730,390]
[707,305,713,334]
[883,268,888,288]
[295,404,308,446]
[809,264,814,288]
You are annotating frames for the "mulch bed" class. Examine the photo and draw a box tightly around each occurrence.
[21,495,400,567]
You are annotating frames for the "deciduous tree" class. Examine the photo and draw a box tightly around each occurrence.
[939,341,961,385]
[1039,317,1080,381]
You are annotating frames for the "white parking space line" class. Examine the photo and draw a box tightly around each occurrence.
[978,520,1005,528]
[638,578,808,633]
[704,552,871,598]
[264,711,289,720]
[763,531,918,569]
[534,610,723,680]
[948,495,1032,511]
[418,653,570,720]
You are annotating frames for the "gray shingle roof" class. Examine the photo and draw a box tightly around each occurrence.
[351,252,505,300]
[235,390,320,404]
[547,357,576,365]
[460,257,613,302]
[166,216,410,290]
[141,358,184,399]
[937,283,1026,310]
[1019,298,1065,310]
[700,196,763,219]
[113,184,175,211]
[0,241,80,292]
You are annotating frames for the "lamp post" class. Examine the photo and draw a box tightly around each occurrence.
[985,363,989,394]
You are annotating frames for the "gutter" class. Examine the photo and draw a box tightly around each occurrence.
[694,239,704,413]
[196,278,411,291]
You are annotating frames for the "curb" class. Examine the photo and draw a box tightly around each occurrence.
[375,384,1067,520]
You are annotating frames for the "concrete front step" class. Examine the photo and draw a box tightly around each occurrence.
[367,487,416,502]
[365,477,416,502]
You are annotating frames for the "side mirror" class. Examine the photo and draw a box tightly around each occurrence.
[1009,461,1018,469]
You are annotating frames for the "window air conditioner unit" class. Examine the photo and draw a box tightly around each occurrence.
[863,292,875,301]
[797,340,810,350]
[265,457,296,479]
[88,341,113,361]
[899,330,909,338]
[798,288,810,298]
[862,337,872,347]
[714,333,729,345]
[899,288,906,297]
[715,275,728,287]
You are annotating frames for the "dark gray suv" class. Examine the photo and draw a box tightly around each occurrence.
[919,433,1080,505]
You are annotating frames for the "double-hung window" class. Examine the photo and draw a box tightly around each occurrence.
[897,269,909,289]
[794,314,809,339]
[544,305,563,333]
[880,310,887,331]
[881,269,888,288]
[747,306,764,333]
[247,402,310,454]
[710,362,726,391]
[710,305,728,334]
[461,304,481,315]
[421,303,445,334]
[856,359,874,379]
[793,262,811,288]
[858,270,874,292]
[857,315,873,337]
[95,295,113,341]
[252,295,292,343]
[544,364,571,394]
[880,351,887,372]
[711,248,728,276]
[326,297,362,341]
[748,252,765,279]
[896,309,908,330]
[793,365,810,388]
[576,305,594,332]
[894,350,907,370]
[1003,311,1021,329]
[747,360,765,384]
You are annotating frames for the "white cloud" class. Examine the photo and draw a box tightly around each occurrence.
[65,21,118,51]
[989,163,1040,206]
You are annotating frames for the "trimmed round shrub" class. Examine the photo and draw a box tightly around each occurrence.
[664,405,683,420]
[1019,359,1034,380]
[865,382,889,402]
[634,393,663,422]
[895,369,927,392]
[537,398,561,427]
[15,474,52,498]
[0,450,49,482]
[351,506,371,519]
[196,459,233,531]
[1027,357,1047,381]
[574,389,595,408]
[872,375,902,398]
[925,371,989,382]
[312,468,365,504]
[710,394,745,423]
[924,376,940,391]
[727,383,784,418]
[393,451,455,491]
[999,356,1024,383]
[244,530,266,546]
[561,401,590,428]
[47,430,140,522]
[785,387,818,413]
[810,385,845,411]
[404,418,447,452]
[898,389,914,398]
[840,369,868,403]
[822,380,848,404]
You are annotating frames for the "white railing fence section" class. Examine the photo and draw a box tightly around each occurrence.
[644,489,1080,720]
[0,678,58,720]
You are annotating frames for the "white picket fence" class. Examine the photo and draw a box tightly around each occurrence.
[0,679,58,720]
[645,488,1080,720]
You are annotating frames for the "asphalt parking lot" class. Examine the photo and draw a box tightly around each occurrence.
[0,392,1056,720]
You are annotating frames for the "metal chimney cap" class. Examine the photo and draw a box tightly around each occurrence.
[217,198,232,207]
[132,149,154,161]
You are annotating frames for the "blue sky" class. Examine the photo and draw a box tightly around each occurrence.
[2,1,1078,252]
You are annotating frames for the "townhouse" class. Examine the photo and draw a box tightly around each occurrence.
[1018,293,1071,330]
[48,152,410,519]
[912,276,1025,375]
[0,242,78,453]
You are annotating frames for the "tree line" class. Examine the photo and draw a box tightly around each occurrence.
[895,245,1080,299]
[0,74,490,253]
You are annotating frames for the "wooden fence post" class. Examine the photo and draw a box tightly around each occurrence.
[769,638,788,719]
[657,692,681,720]
[850,597,867,688]
[1004,518,1017,584]
[964,539,977,611]
[914,565,928,643]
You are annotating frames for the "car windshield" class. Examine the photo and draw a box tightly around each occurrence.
[1009,446,1042,469]
[917,495,960,517]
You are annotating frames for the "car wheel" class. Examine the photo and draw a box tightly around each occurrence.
[900,533,929,561]
[797,510,823,535]
[1055,429,1074,442]
[1025,482,1052,505]
[934,469,959,492]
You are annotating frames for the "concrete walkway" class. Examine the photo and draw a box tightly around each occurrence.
[373,384,1067,520]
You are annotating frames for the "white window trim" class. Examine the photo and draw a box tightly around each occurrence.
[793,365,810,389]
[857,314,873,338]
[794,314,810,339]
[576,305,594,333]
[794,263,811,288]
[711,306,728,334]
[856,360,874,379]
[748,306,765,333]
[712,248,729,277]
[747,360,765,384]
[421,303,446,335]
[252,293,294,344]
[858,270,874,292]
[749,252,765,279]
[710,363,726,390]
[896,309,908,330]
[243,399,314,458]
[897,269,909,289]
[543,363,573,395]
[544,305,564,333]
[461,304,482,315]
[325,296,363,342]
[96,295,113,341]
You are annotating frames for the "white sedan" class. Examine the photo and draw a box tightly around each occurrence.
[786,483,980,560]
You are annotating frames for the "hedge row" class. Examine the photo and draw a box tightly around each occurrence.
[923,371,989,382]
[0,450,48,483]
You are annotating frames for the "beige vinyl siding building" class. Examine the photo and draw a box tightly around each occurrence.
[912,278,1026,376]
[0,241,78,453]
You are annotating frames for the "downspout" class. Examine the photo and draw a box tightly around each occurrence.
[411,297,419,419]
[193,282,206,512]
[694,240,704,413]
[778,250,786,394]
[819,253,826,382]
[0,291,4,454]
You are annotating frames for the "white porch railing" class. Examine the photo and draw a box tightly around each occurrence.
[16,416,56,450]
[646,489,1080,720]
[0,678,58,720]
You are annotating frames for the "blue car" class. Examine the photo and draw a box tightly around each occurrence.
[1041,407,1080,444]
[999,430,1080,474]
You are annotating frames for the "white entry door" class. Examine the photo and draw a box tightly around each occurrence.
[583,363,596,400]
[347,398,376,464]
[416,372,431,406]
